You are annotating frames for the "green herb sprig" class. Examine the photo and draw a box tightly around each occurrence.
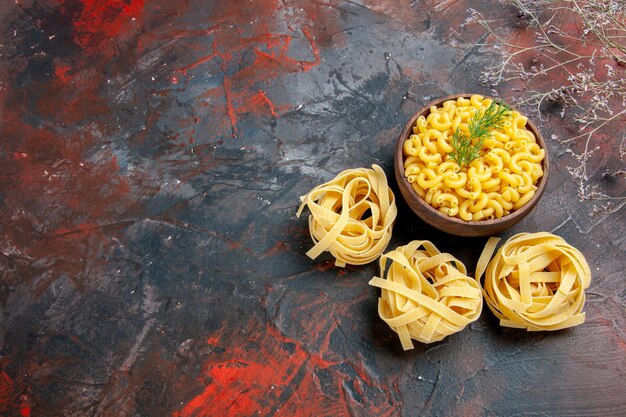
[449,101,512,168]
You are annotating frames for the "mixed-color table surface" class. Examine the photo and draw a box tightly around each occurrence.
[1,1,624,416]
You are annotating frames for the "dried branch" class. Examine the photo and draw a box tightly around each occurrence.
[459,0,626,204]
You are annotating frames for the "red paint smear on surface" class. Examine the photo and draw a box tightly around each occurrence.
[0,114,134,294]
[37,66,109,125]
[0,369,17,414]
[174,313,399,417]
[19,397,31,417]
[300,27,321,71]
[49,222,101,238]
[0,363,29,416]
[259,241,287,258]
[222,77,238,137]
[54,63,72,83]
[180,52,217,75]
[173,324,334,417]
[71,0,145,51]
[255,89,277,117]
[163,0,328,139]
[208,80,289,135]
[5,4,127,284]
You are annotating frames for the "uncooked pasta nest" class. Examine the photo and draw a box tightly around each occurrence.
[478,233,591,331]
[296,164,397,267]
[369,240,482,349]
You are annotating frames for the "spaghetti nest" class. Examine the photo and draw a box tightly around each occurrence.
[480,233,591,331]
[296,164,397,267]
[369,240,482,349]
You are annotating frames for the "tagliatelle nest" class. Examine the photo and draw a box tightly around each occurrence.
[296,164,397,267]
[369,240,482,349]
[480,233,591,331]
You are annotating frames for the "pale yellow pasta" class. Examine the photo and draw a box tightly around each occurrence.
[527,143,545,162]
[455,108,472,120]
[429,112,453,131]
[424,184,444,205]
[517,172,534,194]
[468,163,491,182]
[498,170,518,187]
[436,133,454,154]
[403,136,419,156]
[417,169,442,188]
[484,151,504,172]
[405,165,419,177]
[481,177,501,190]
[516,160,535,176]
[492,147,511,163]
[411,182,426,198]
[402,95,545,220]
[436,192,459,207]
[459,199,474,221]
[513,189,535,209]
[443,172,467,189]
[483,138,503,149]
[504,112,530,141]
[296,165,397,267]
[510,152,533,173]
[486,198,504,218]
[468,176,482,195]
[492,130,511,143]
[488,192,513,211]
[530,166,543,182]
[477,233,591,331]
[501,186,520,203]
[403,156,424,172]
[456,186,476,200]
[510,173,524,187]
[451,115,463,132]
[439,206,459,217]
[414,116,428,133]
[470,94,485,108]
[437,161,459,174]
[369,240,483,349]
[482,185,501,195]
[423,129,442,143]
[472,207,494,221]
[469,192,489,213]
[457,96,471,106]
[442,99,456,113]
[418,148,441,168]
[513,113,528,130]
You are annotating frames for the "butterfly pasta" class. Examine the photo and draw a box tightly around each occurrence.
[369,240,482,349]
[477,233,591,331]
[296,165,397,267]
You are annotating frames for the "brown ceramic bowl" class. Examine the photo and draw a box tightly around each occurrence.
[394,94,549,237]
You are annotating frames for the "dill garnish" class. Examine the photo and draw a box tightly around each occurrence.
[448,101,512,168]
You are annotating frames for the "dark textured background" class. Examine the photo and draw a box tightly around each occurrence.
[0,1,624,416]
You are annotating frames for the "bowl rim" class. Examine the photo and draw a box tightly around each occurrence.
[394,93,550,228]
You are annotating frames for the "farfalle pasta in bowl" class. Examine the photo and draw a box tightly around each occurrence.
[394,94,549,237]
